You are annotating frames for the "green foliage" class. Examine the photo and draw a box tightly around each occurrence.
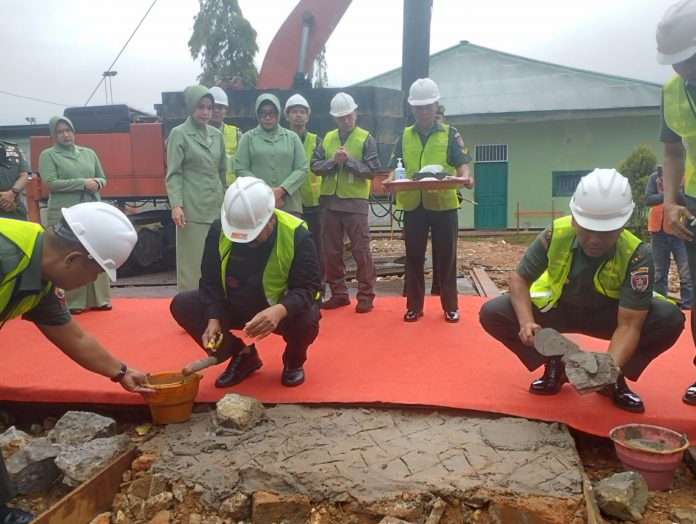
[188,0,259,87]
[617,144,658,233]
[313,47,328,88]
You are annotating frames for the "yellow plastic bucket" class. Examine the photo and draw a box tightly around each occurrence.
[146,371,202,424]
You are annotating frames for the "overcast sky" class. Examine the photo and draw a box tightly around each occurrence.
[0,0,679,125]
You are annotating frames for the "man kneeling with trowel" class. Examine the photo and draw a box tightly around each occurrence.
[480,169,685,413]
[171,177,321,388]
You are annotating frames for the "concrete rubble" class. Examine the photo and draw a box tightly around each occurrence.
[594,470,648,521]
[1,410,129,493]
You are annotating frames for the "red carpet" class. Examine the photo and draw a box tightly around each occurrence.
[3,296,696,439]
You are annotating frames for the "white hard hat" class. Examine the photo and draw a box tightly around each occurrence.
[408,78,441,106]
[285,93,311,115]
[656,0,696,65]
[61,202,137,281]
[207,86,229,106]
[569,169,635,232]
[221,177,275,243]
[329,92,358,117]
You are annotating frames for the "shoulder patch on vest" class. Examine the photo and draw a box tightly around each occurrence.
[630,249,646,265]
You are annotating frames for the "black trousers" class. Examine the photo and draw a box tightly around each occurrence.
[479,295,685,381]
[170,290,321,369]
[302,206,325,294]
[403,205,459,312]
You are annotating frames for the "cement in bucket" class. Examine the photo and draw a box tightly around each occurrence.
[146,371,202,424]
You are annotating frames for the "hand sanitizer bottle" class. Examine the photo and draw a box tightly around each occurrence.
[395,158,406,180]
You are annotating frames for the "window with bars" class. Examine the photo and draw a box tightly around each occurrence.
[475,144,508,163]
[552,170,591,196]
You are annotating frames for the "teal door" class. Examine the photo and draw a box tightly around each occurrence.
[474,162,508,230]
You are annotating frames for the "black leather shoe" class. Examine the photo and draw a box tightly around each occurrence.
[529,358,567,395]
[598,374,645,413]
[69,308,84,315]
[93,304,113,311]
[281,366,305,387]
[403,310,423,322]
[444,311,459,323]
[215,345,263,388]
[682,381,696,406]
[321,296,350,310]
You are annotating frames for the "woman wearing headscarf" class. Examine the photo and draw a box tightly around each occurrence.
[235,93,308,216]
[166,85,226,292]
[39,115,110,314]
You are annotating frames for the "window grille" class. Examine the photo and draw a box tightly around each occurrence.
[475,144,508,163]
[552,170,591,196]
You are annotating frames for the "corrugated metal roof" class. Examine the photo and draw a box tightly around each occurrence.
[354,42,662,116]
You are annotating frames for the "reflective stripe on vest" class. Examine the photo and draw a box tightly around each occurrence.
[529,216,641,311]
[397,124,458,211]
[218,210,304,305]
[299,132,320,207]
[320,127,371,199]
[223,124,239,187]
[663,76,696,197]
[0,219,52,321]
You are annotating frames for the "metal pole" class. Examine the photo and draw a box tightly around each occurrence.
[401,0,432,121]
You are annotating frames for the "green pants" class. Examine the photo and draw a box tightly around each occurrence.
[176,221,211,293]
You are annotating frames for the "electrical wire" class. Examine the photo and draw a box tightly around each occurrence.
[84,0,158,106]
[0,89,73,108]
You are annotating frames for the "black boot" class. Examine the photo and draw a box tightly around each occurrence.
[599,374,645,413]
[529,357,567,395]
[215,345,263,388]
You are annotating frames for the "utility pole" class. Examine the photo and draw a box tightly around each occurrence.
[102,70,118,105]
[401,0,432,121]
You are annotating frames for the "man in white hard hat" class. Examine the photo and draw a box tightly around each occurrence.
[0,202,150,523]
[284,94,325,295]
[479,169,684,413]
[310,92,381,313]
[655,0,696,406]
[386,78,474,324]
[207,86,243,187]
[170,177,321,388]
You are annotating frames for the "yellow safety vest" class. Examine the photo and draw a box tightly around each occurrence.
[398,124,458,211]
[299,132,320,207]
[663,76,696,196]
[218,210,305,305]
[0,219,52,321]
[320,127,371,199]
[529,216,641,311]
[223,123,239,187]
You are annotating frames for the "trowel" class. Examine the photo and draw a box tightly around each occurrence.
[533,328,620,394]
[181,332,234,376]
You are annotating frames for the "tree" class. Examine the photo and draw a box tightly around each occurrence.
[312,47,328,88]
[188,0,258,87]
[617,144,658,234]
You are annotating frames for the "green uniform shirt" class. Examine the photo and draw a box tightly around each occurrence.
[0,141,30,220]
[517,224,653,310]
[0,231,70,325]
[39,144,107,225]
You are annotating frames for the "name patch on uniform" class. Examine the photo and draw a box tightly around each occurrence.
[630,268,650,292]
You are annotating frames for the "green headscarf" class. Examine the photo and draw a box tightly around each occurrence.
[255,93,281,134]
[183,85,213,136]
[48,115,76,151]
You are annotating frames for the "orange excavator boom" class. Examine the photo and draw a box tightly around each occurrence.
[256,0,353,89]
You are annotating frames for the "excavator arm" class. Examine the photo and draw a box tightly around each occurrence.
[256,0,353,89]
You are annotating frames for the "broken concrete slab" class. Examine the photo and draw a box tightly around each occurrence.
[48,411,116,446]
[534,328,580,357]
[563,351,620,394]
[140,406,585,520]
[55,434,130,487]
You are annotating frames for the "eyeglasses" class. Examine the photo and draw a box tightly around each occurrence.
[259,110,277,118]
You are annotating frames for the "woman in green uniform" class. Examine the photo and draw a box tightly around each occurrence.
[39,116,110,314]
[166,85,226,292]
